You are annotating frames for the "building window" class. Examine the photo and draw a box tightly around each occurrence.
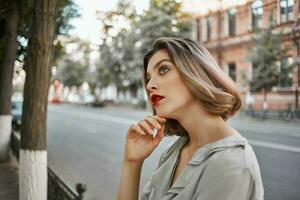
[228,8,236,36]
[278,57,293,87]
[251,62,258,81]
[206,16,211,41]
[228,63,236,81]
[280,0,294,23]
[251,0,263,30]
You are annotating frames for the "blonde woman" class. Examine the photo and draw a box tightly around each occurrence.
[117,37,264,200]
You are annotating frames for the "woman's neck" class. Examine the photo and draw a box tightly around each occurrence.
[176,102,239,150]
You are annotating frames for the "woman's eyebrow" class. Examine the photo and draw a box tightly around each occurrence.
[146,59,172,77]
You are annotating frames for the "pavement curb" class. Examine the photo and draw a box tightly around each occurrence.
[0,154,19,200]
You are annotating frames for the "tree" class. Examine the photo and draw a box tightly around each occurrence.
[95,43,113,88]
[97,0,138,93]
[137,0,192,56]
[59,58,89,87]
[57,39,91,91]
[16,0,80,64]
[20,0,58,199]
[0,0,19,162]
[97,0,192,100]
[248,18,292,109]
[0,0,79,162]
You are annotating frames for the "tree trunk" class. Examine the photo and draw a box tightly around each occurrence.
[20,0,58,199]
[0,0,19,162]
[263,88,268,110]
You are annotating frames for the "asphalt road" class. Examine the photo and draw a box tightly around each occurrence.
[47,104,300,200]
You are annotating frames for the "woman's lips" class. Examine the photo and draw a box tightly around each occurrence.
[151,95,165,106]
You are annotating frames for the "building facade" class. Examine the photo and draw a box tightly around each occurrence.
[187,0,299,110]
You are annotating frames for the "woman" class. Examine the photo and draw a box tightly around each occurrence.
[117,37,264,200]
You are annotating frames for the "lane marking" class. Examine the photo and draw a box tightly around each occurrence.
[52,108,300,137]
[249,139,300,153]
[89,114,135,125]
[229,121,300,138]
[88,129,98,134]
[50,109,136,125]
[50,109,300,153]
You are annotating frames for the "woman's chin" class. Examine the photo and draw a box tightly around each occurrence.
[154,108,163,116]
[154,108,171,118]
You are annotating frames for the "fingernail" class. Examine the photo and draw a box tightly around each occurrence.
[152,128,158,138]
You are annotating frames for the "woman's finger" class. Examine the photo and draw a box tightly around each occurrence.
[127,124,146,139]
[153,124,165,142]
[131,124,146,135]
[157,123,165,138]
[145,116,161,129]
[153,115,167,123]
[138,120,154,135]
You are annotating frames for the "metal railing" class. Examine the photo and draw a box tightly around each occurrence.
[241,103,300,121]
[48,167,86,200]
[10,131,20,160]
[10,131,87,200]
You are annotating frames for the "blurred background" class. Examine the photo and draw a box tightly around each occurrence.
[2,0,300,200]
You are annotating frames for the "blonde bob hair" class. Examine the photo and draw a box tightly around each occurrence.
[142,37,241,136]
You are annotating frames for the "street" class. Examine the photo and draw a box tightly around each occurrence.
[47,104,300,200]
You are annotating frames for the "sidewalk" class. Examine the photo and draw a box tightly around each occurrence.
[0,158,19,200]
[234,109,300,125]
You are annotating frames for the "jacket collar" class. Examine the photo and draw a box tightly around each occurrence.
[188,135,247,165]
[151,136,188,195]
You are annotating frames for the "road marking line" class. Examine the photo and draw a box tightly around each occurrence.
[229,122,300,138]
[88,129,98,134]
[50,108,300,152]
[80,113,135,125]
[248,139,300,153]
[51,109,136,125]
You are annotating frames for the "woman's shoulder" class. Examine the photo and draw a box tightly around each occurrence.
[201,135,262,179]
[198,136,264,199]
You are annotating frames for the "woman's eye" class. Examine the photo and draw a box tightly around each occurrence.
[159,66,169,75]
[145,76,150,83]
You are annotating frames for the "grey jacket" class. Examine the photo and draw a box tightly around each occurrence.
[140,135,264,200]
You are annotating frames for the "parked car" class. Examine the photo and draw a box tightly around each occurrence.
[86,99,115,107]
[11,101,23,130]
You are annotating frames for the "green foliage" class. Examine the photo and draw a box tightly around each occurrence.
[56,0,81,35]
[56,39,91,87]
[278,57,293,87]
[138,0,192,54]
[97,0,192,90]
[95,59,112,88]
[0,0,80,63]
[58,58,88,87]
[248,21,293,92]
[96,0,138,89]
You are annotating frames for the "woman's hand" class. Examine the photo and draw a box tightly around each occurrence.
[124,115,166,163]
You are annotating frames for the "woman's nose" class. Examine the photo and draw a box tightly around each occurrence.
[146,80,158,92]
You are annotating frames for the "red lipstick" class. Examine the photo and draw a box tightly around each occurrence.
[151,94,165,106]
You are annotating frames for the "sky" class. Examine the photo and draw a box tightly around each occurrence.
[69,0,149,45]
[69,0,248,45]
